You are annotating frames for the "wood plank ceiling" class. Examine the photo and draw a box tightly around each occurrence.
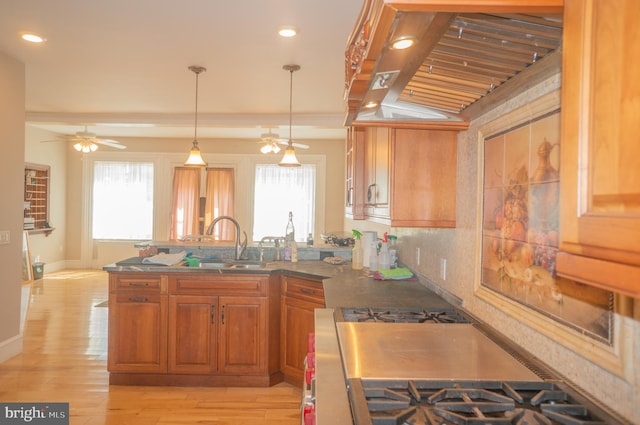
[399,13,563,114]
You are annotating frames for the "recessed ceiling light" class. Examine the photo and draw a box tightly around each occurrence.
[390,36,416,50]
[364,101,379,109]
[21,32,46,43]
[278,26,298,37]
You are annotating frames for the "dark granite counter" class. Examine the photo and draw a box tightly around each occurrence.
[103,259,453,310]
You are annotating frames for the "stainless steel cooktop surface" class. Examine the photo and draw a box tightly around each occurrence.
[335,322,541,382]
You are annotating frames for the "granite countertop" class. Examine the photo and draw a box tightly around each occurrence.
[103,259,453,309]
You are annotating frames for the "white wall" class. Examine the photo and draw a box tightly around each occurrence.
[0,51,26,362]
[24,126,68,272]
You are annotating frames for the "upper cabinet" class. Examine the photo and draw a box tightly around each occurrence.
[344,0,563,127]
[346,127,366,220]
[348,125,457,228]
[557,0,640,298]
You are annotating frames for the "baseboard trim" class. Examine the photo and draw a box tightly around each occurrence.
[0,333,23,363]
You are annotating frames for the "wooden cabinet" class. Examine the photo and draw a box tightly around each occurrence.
[108,272,281,386]
[557,0,640,298]
[280,275,325,386]
[390,129,457,228]
[346,126,366,219]
[218,296,267,375]
[352,126,457,227]
[168,295,216,374]
[108,274,168,373]
[364,127,391,218]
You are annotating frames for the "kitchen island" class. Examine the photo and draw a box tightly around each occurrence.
[103,259,453,388]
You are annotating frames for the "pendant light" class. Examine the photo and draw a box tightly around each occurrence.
[184,65,207,167]
[279,64,302,167]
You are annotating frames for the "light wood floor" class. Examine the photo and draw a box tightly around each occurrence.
[0,270,302,425]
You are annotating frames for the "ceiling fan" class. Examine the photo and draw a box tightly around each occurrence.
[43,126,127,152]
[258,129,308,154]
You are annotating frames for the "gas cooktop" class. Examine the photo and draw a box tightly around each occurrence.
[336,307,470,324]
[347,378,625,425]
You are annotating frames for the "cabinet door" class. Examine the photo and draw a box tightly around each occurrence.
[346,126,366,219]
[168,295,217,374]
[281,296,320,386]
[108,294,167,373]
[557,0,640,297]
[218,296,267,375]
[390,129,457,227]
[364,127,390,218]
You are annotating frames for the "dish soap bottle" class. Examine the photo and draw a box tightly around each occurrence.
[351,229,363,270]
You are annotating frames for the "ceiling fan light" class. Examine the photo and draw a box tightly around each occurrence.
[73,142,83,152]
[279,144,301,167]
[260,144,272,154]
[90,143,98,152]
[272,143,281,154]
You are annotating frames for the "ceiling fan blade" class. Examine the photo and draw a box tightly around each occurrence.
[276,140,309,149]
[96,139,127,149]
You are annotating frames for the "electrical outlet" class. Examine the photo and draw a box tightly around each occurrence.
[0,230,9,245]
[416,247,421,265]
[440,258,447,280]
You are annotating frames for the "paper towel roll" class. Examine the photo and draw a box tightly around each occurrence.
[361,231,377,267]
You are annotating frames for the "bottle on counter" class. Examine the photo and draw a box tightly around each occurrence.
[285,211,295,242]
[368,241,379,272]
[306,233,314,246]
[379,241,391,270]
[351,230,363,270]
[284,211,295,261]
[291,239,298,262]
[388,234,398,268]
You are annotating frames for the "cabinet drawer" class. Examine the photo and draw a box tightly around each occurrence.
[110,274,164,293]
[284,277,325,305]
[170,274,268,296]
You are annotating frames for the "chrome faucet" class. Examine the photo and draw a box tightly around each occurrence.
[259,236,284,261]
[205,216,247,260]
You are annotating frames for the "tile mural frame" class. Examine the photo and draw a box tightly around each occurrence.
[474,90,630,379]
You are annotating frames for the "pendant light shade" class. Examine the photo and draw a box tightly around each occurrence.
[279,64,301,167]
[184,65,207,167]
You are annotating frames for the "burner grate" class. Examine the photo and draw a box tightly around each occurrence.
[350,379,613,425]
[340,307,470,324]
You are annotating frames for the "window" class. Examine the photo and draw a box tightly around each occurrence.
[253,164,315,242]
[169,167,201,240]
[92,161,154,240]
[169,167,235,240]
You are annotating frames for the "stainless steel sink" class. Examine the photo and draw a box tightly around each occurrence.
[197,259,266,269]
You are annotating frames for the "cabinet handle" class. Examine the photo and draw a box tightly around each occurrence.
[367,183,376,204]
[300,288,316,295]
[347,187,353,206]
[128,282,149,287]
[210,305,215,325]
[128,297,148,303]
[221,305,225,325]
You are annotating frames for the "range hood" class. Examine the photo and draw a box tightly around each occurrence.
[344,0,563,127]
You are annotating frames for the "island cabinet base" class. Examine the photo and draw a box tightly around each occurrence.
[107,271,283,387]
[109,371,285,387]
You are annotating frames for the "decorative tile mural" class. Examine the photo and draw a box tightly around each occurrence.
[482,110,613,343]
